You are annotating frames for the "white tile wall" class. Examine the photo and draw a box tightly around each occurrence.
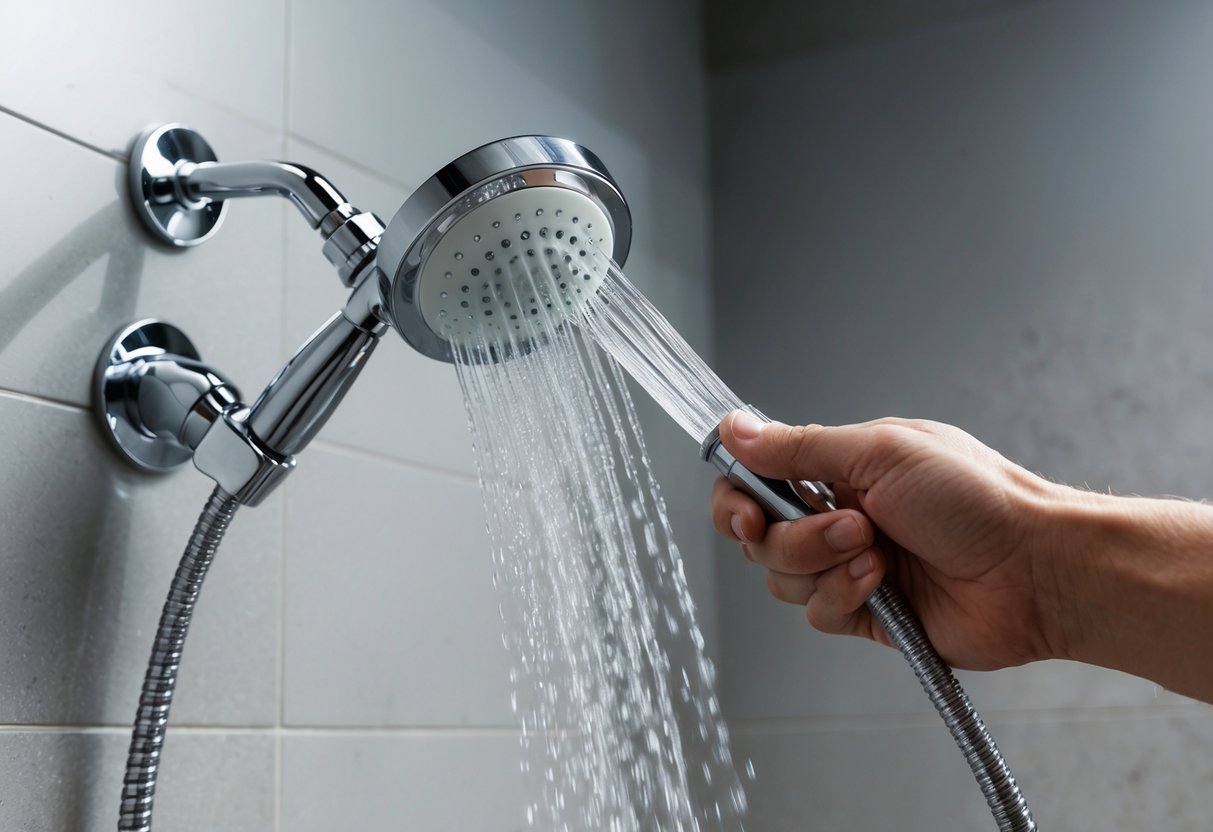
[282,446,514,728]
[0,729,275,832]
[281,733,527,830]
[711,0,1213,827]
[731,709,1213,830]
[0,0,713,828]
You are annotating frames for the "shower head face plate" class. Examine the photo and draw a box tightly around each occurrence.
[415,187,613,351]
[375,136,631,363]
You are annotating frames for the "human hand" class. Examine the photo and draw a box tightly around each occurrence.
[711,411,1066,671]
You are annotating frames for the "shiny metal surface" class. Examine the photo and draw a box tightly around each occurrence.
[129,124,385,285]
[129,124,227,247]
[179,158,350,229]
[114,128,629,497]
[94,320,239,472]
[245,278,387,458]
[191,408,296,506]
[375,135,632,362]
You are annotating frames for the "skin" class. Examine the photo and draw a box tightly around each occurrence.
[710,410,1213,703]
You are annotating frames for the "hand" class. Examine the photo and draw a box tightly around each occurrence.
[711,411,1066,671]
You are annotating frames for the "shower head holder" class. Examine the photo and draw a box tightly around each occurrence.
[102,123,631,504]
[95,319,295,505]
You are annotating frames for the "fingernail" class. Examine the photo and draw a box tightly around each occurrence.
[730,514,750,543]
[731,411,765,440]
[824,516,866,553]
[741,543,755,562]
[848,551,876,579]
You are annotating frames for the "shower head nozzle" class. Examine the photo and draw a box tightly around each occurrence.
[374,136,631,362]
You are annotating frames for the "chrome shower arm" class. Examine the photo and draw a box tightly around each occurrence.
[131,124,385,285]
[176,159,352,230]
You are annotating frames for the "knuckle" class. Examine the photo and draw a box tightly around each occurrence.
[788,424,823,471]
[765,570,783,600]
[805,601,836,633]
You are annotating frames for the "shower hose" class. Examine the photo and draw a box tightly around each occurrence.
[118,486,239,832]
[119,490,1036,831]
[704,429,1037,831]
[867,582,1037,831]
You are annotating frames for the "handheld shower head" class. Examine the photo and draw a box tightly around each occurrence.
[374,136,632,362]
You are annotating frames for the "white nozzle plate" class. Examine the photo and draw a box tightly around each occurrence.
[416,187,614,347]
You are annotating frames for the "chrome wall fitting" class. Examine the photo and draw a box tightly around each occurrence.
[95,318,297,504]
[95,320,238,472]
[129,123,386,286]
[130,124,228,247]
[108,124,630,505]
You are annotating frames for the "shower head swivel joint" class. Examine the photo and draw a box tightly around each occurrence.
[101,124,631,504]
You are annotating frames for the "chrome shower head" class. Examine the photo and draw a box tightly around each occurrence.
[110,127,631,500]
[374,136,632,362]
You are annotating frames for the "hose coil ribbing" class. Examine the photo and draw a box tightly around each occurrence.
[867,583,1037,832]
[118,486,239,832]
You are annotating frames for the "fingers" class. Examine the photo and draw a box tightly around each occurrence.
[710,477,768,544]
[719,410,915,488]
[804,549,886,638]
[710,458,891,647]
[765,548,888,640]
[753,510,874,573]
[711,478,875,568]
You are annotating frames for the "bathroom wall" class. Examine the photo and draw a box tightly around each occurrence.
[711,0,1213,828]
[0,1,715,828]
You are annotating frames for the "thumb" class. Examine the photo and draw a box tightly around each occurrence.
[719,410,874,486]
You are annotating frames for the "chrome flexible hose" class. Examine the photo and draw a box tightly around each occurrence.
[866,583,1037,832]
[118,486,239,832]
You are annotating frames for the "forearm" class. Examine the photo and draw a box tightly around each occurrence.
[1036,488,1213,702]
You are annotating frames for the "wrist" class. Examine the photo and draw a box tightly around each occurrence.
[1030,486,1213,699]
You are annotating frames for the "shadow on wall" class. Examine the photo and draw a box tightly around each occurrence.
[0,197,143,358]
[0,182,150,821]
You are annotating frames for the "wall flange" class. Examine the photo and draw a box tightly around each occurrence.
[129,124,227,247]
[94,319,236,472]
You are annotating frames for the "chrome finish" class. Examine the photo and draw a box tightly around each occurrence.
[94,317,303,506]
[129,124,385,286]
[322,211,386,286]
[245,281,387,458]
[120,486,238,832]
[113,128,629,498]
[178,159,350,228]
[375,135,632,362]
[129,125,227,247]
[95,320,240,472]
[191,408,295,507]
[701,427,837,516]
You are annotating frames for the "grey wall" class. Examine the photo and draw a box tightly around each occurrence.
[711,0,1213,828]
[0,1,714,828]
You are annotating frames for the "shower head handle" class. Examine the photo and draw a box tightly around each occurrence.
[244,273,388,457]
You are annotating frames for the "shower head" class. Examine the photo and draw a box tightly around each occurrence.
[111,126,633,497]
[374,136,632,362]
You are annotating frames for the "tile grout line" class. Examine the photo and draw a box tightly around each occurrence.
[0,104,125,161]
[310,437,481,484]
[724,702,1213,735]
[0,386,89,414]
[284,131,417,194]
[0,724,524,736]
[276,3,294,828]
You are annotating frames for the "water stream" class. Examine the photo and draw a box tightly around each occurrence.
[453,240,749,830]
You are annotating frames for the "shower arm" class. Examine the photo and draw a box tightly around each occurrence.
[151,156,386,287]
[105,124,395,504]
